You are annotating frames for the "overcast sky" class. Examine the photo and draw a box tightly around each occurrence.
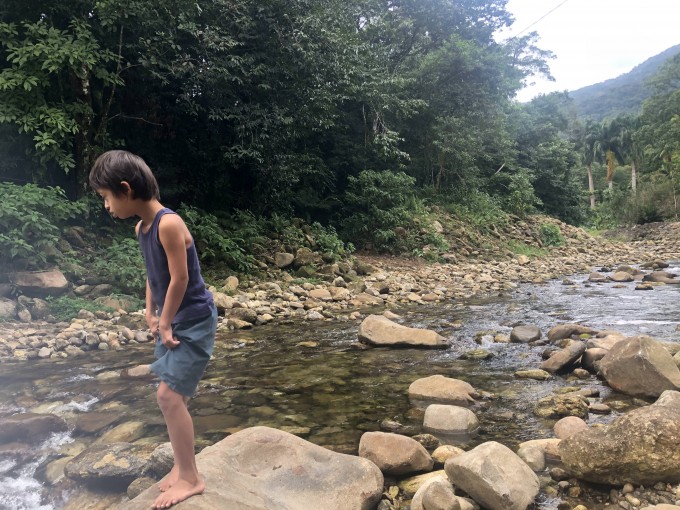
[498,0,680,102]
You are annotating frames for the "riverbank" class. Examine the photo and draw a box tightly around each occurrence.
[2,217,680,363]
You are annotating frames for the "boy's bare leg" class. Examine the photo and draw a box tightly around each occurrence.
[153,384,204,509]
[157,395,190,492]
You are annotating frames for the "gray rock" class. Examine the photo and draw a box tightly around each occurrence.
[11,270,68,297]
[119,426,383,510]
[0,412,68,444]
[423,404,479,437]
[358,431,434,476]
[65,442,155,489]
[599,336,680,398]
[445,441,539,510]
[540,340,586,374]
[0,297,17,320]
[510,325,541,343]
[359,315,447,348]
[408,375,477,407]
[559,390,680,485]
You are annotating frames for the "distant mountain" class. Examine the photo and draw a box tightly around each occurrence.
[569,44,680,122]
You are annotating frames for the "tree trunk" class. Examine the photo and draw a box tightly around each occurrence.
[631,159,637,195]
[587,163,595,209]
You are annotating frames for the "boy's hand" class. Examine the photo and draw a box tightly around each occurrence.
[159,325,180,350]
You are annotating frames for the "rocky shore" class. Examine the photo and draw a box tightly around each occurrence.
[3,218,680,510]
[2,218,680,364]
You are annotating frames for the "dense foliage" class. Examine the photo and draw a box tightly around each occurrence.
[1,0,679,281]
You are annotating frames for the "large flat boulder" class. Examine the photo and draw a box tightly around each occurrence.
[11,270,68,297]
[119,426,383,510]
[358,314,447,348]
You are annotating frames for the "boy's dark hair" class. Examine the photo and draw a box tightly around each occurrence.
[89,150,160,200]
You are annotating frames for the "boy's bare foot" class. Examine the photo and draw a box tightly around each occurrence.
[157,465,179,492]
[152,477,205,509]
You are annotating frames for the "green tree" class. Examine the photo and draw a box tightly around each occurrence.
[0,2,123,193]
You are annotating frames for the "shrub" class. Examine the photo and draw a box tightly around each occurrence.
[179,204,258,273]
[538,223,565,247]
[341,170,417,252]
[0,182,86,269]
[90,237,146,295]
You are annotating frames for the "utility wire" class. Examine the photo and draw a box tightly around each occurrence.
[508,0,572,40]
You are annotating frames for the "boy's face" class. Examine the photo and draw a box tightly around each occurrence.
[96,188,133,219]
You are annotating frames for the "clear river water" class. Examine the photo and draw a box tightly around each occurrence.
[2,262,680,510]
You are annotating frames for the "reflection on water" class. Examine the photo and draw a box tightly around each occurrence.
[1,263,680,509]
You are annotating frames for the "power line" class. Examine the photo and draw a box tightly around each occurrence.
[509,0,572,40]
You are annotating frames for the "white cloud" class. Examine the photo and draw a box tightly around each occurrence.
[499,0,680,101]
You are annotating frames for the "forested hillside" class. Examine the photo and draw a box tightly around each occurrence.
[570,44,680,121]
[1,0,680,285]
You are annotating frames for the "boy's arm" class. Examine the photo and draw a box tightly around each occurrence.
[145,279,158,333]
[157,214,190,349]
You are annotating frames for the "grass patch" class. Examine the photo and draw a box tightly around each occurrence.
[47,296,115,322]
[507,241,548,258]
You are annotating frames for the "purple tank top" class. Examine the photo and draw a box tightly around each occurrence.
[137,208,213,323]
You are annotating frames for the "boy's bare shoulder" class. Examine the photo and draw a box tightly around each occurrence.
[158,212,190,237]
[135,220,143,236]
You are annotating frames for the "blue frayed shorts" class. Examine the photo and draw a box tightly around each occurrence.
[150,305,217,397]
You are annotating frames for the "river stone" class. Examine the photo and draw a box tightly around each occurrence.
[95,421,145,444]
[0,297,17,320]
[274,252,295,268]
[358,315,447,348]
[643,271,680,283]
[610,271,634,282]
[423,404,479,437]
[60,488,126,510]
[445,441,540,510]
[588,272,608,283]
[514,369,551,380]
[547,324,597,343]
[65,442,155,488]
[516,445,545,472]
[510,325,541,343]
[540,340,586,374]
[12,270,68,297]
[517,439,562,462]
[533,394,588,419]
[228,307,258,324]
[397,470,448,498]
[18,296,51,320]
[559,390,680,485]
[410,475,461,510]
[75,412,121,435]
[120,426,383,510]
[0,412,68,444]
[432,445,466,465]
[581,348,608,373]
[408,375,477,407]
[293,247,321,268]
[599,335,680,398]
[586,332,626,350]
[358,431,434,476]
[553,416,588,439]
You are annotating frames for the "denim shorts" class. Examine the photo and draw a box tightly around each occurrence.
[150,305,217,397]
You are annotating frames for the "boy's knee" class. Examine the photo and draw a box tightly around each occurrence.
[157,383,182,410]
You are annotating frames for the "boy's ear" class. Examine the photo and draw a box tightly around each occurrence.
[120,181,133,197]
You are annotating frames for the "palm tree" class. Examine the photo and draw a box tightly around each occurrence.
[582,120,603,208]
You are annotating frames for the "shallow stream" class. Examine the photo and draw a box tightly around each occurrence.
[2,263,680,509]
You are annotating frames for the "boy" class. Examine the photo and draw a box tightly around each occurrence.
[89,150,217,509]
